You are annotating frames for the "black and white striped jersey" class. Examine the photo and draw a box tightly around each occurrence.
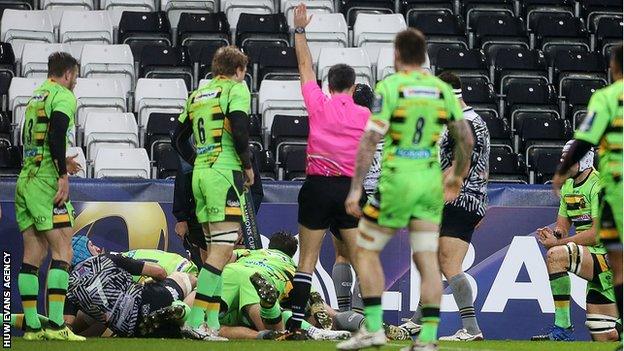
[439,107,490,216]
[363,141,384,195]
[67,254,146,336]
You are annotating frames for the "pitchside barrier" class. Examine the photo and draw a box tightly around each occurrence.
[0,179,596,340]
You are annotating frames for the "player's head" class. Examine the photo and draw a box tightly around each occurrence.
[48,51,79,91]
[353,83,374,110]
[268,231,299,258]
[71,235,104,266]
[609,43,622,81]
[328,63,356,95]
[212,46,248,82]
[437,71,464,103]
[394,28,427,69]
[561,139,594,177]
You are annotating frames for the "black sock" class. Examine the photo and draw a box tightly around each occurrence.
[286,272,312,330]
[616,284,623,320]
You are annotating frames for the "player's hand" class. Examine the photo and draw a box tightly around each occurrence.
[551,172,567,198]
[244,167,255,189]
[443,174,462,202]
[538,229,558,249]
[294,3,312,28]
[175,221,189,239]
[345,188,363,218]
[66,154,82,175]
[54,175,70,206]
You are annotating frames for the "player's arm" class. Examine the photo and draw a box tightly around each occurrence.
[141,262,168,280]
[106,253,167,280]
[172,95,196,165]
[444,88,474,178]
[227,83,254,186]
[554,215,572,238]
[293,3,315,86]
[555,221,598,247]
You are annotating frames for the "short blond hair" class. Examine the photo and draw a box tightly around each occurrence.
[212,46,248,77]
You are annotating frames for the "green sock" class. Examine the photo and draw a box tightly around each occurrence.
[205,274,222,330]
[47,260,70,328]
[9,313,49,330]
[550,272,571,328]
[187,264,221,329]
[281,310,313,330]
[171,301,191,323]
[363,297,383,333]
[18,264,41,330]
[418,305,440,343]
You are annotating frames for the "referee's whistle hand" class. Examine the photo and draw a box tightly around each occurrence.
[345,189,363,218]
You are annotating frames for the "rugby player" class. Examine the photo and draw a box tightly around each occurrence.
[173,45,253,340]
[15,52,84,341]
[287,4,370,335]
[553,44,623,334]
[340,29,474,351]
[533,141,619,341]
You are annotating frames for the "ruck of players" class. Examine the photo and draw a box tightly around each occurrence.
[6,3,623,351]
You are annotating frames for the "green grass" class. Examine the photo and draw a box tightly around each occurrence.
[6,339,621,351]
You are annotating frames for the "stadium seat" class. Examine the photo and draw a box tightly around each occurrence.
[560,78,606,120]
[526,144,565,183]
[0,42,15,103]
[489,144,527,183]
[139,45,193,90]
[177,12,230,62]
[118,11,172,60]
[80,44,135,93]
[223,0,276,32]
[0,112,11,145]
[20,43,70,78]
[524,1,574,31]
[59,10,113,51]
[478,109,510,145]
[463,0,516,31]
[279,144,307,181]
[573,110,588,130]
[197,43,227,79]
[270,114,309,155]
[84,111,139,161]
[552,50,607,90]
[282,0,334,28]
[161,0,216,30]
[73,78,128,135]
[471,13,527,52]
[533,15,589,53]
[434,47,488,79]
[580,0,623,30]
[353,13,406,63]
[255,46,299,90]
[8,77,44,144]
[376,47,395,81]
[153,142,178,179]
[100,0,156,11]
[66,146,86,177]
[40,0,93,10]
[492,47,548,93]
[252,147,276,180]
[258,79,306,132]
[236,13,289,62]
[134,78,187,142]
[0,0,33,17]
[318,48,373,87]
[461,76,497,111]
[339,0,395,27]
[0,144,21,176]
[400,0,455,18]
[304,13,349,65]
[0,10,55,58]
[93,147,150,179]
[145,112,177,158]
[517,112,569,153]
[594,16,622,55]
[407,12,466,50]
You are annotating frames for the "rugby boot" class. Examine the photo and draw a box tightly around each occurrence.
[531,325,574,341]
[310,291,333,330]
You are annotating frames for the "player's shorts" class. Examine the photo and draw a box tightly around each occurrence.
[192,168,246,224]
[15,176,75,232]
[298,176,366,230]
[440,204,483,243]
[585,248,616,304]
[219,265,259,327]
[139,278,185,317]
[598,183,623,248]
[363,167,444,228]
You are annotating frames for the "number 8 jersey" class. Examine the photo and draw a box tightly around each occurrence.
[178,77,251,171]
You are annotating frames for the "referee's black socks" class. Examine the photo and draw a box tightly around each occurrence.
[286,272,313,330]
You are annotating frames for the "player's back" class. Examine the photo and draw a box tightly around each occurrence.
[233,249,296,293]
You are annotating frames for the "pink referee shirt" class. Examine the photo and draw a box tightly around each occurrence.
[301,81,370,177]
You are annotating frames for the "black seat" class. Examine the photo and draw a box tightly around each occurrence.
[526,145,565,184]
[522,0,575,31]
[340,0,395,27]
[153,143,178,179]
[255,47,299,90]
[177,12,230,63]
[580,0,623,28]
[533,15,589,52]
[435,47,488,78]
[492,47,547,93]
[401,0,455,17]
[517,113,569,152]
[527,9,574,33]
[139,45,193,90]
[553,50,606,89]
[408,12,464,36]
[0,42,15,100]
[472,13,527,52]
[270,115,309,154]
[145,112,178,158]
[560,78,605,120]
[0,144,21,176]
[462,0,516,31]
[235,13,289,56]
[461,76,497,111]
[595,17,623,54]
[198,43,226,79]
[118,11,172,60]
[251,148,276,180]
[502,77,557,133]
[0,111,11,145]
[281,144,307,181]
[489,145,527,183]
[478,109,510,145]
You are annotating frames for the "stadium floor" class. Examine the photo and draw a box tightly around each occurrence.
[7,339,621,351]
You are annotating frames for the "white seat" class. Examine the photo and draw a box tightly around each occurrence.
[134,78,187,141]
[100,0,155,11]
[93,147,150,179]
[317,48,373,87]
[304,13,348,65]
[282,0,334,29]
[1,10,55,59]
[376,46,394,81]
[21,43,71,78]
[59,10,113,52]
[80,44,135,93]
[83,111,139,161]
[8,77,45,144]
[41,0,94,10]
[73,78,127,135]
[258,79,306,131]
[353,14,406,64]
[222,0,274,32]
[161,0,215,30]
[66,146,87,177]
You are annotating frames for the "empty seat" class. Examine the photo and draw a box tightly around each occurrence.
[408,11,465,40]
[318,48,373,87]
[8,77,44,144]
[21,43,70,78]
[41,0,93,10]
[161,0,215,29]
[59,10,113,51]
[0,0,33,16]
[472,13,527,50]
[177,12,230,62]
[73,78,128,134]
[489,145,526,183]
[258,79,306,131]
[560,78,606,119]
[517,113,569,152]
[479,110,510,145]
[66,146,86,177]
[139,45,193,90]
[1,10,55,57]
[153,142,178,179]
[270,114,309,154]
[118,11,172,59]
[401,0,455,17]
[80,44,135,93]
[503,78,557,127]
[526,6,574,32]
[282,0,334,28]
[280,144,306,180]
[0,144,21,176]
[461,77,496,111]
[376,46,395,80]
[252,147,276,180]
[353,13,407,63]
[492,47,547,93]
[580,0,623,27]
[434,47,487,78]
[526,145,564,183]
[553,50,606,89]
[94,147,150,179]
[236,13,289,60]
[304,13,348,64]
[340,0,395,27]
[594,16,623,54]
[145,112,177,157]
[134,78,187,137]
[197,43,227,79]
[100,0,156,11]
[463,0,516,30]
[0,42,15,99]
[84,112,139,161]
[0,112,11,144]
[223,0,275,31]
[533,15,588,52]
[255,46,299,89]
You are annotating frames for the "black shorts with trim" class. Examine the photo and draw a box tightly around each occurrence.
[298,176,366,231]
[439,204,483,243]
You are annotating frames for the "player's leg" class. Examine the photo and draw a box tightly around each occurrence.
[585,298,620,341]
[18,227,47,339]
[338,227,365,314]
[332,234,354,312]
[599,194,623,323]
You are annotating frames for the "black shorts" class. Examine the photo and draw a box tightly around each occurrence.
[298,176,366,230]
[139,278,184,318]
[439,204,483,243]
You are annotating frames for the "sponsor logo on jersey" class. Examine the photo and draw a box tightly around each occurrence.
[53,206,68,215]
[572,214,592,223]
[396,148,431,159]
[227,200,240,207]
[24,148,37,157]
[401,86,440,99]
[194,90,220,102]
[196,145,216,154]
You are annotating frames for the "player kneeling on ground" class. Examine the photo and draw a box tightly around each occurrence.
[533,140,620,342]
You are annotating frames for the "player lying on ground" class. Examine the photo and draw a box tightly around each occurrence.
[533,141,620,342]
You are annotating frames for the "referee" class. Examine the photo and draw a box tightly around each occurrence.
[286,4,370,334]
